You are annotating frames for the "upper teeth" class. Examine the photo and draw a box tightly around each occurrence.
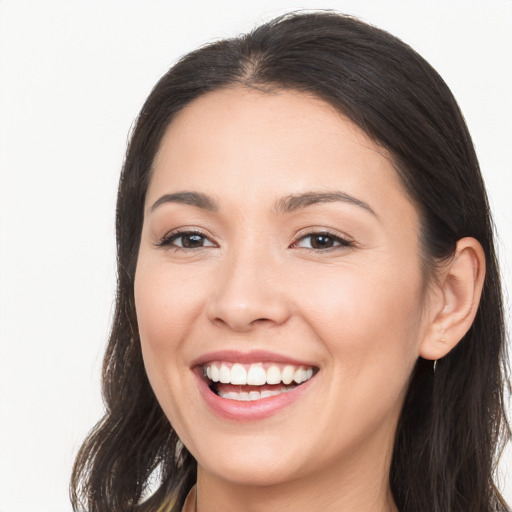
[204,362,314,386]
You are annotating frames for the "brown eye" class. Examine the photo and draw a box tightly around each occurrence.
[158,231,216,249]
[309,234,335,249]
[180,233,207,248]
[295,232,352,250]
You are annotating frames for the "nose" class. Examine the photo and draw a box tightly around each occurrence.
[206,248,292,332]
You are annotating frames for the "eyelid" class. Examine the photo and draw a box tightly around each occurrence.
[155,228,217,249]
[290,228,355,250]
[154,226,355,251]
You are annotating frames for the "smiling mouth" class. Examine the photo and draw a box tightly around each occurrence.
[202,362,317,402]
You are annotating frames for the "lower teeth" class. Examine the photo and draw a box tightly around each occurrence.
[217,386,295,401]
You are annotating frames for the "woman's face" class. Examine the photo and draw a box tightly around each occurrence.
[135,88,432,488]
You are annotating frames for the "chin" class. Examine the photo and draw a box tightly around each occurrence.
[198,455,301,487]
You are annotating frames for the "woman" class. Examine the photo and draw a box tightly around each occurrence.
[71,11,510,512]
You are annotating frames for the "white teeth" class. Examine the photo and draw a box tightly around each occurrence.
[249,391,261,400]
[281,365,295,385]
[293,367,304,384]
[219,364,230,384]
[266,365,281,384]
[230,363,247,385]
[247,364,267,385]
[293,367,313,384]
[218,386,295,401]
[204,361,315,386]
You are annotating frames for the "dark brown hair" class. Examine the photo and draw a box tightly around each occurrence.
[71,11,510,512]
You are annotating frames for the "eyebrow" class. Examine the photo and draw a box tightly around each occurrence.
[273,191,377,216]
[150,190,376,217]
[150,191,218,212]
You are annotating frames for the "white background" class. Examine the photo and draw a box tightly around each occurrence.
[0,1,510,511]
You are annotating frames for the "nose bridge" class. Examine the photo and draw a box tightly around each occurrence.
[207,234,290,331]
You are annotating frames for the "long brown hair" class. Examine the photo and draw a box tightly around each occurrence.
[71,11,510,512]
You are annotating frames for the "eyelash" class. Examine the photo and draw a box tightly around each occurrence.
[291,230,354,251]
[156,230,215,250]
[156,229,354,252]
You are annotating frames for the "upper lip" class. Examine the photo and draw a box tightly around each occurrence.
[190,349,318,369]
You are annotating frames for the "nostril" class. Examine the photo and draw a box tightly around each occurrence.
[210,315,272,332]
[206,281,292,331]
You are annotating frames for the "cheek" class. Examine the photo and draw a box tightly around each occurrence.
[133,261,195,403]
[300,266,425,444]
[134,261,203,354]
[299,259,425,378]
[134,261,205,434]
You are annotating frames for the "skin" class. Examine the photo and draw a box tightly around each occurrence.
[134,87,485,511]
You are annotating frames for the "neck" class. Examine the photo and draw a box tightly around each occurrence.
[194,433,398,512]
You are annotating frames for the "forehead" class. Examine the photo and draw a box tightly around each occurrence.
[154,86,389,170]
[148,86,413,222]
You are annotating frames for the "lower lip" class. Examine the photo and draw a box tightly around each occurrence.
[194,371,316,421]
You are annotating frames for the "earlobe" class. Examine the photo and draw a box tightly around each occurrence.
[419,237,486,361]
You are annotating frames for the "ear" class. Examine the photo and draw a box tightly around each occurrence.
[419,237,486,361]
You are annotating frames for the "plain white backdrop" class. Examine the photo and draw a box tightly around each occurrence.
[0,1,510,511]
